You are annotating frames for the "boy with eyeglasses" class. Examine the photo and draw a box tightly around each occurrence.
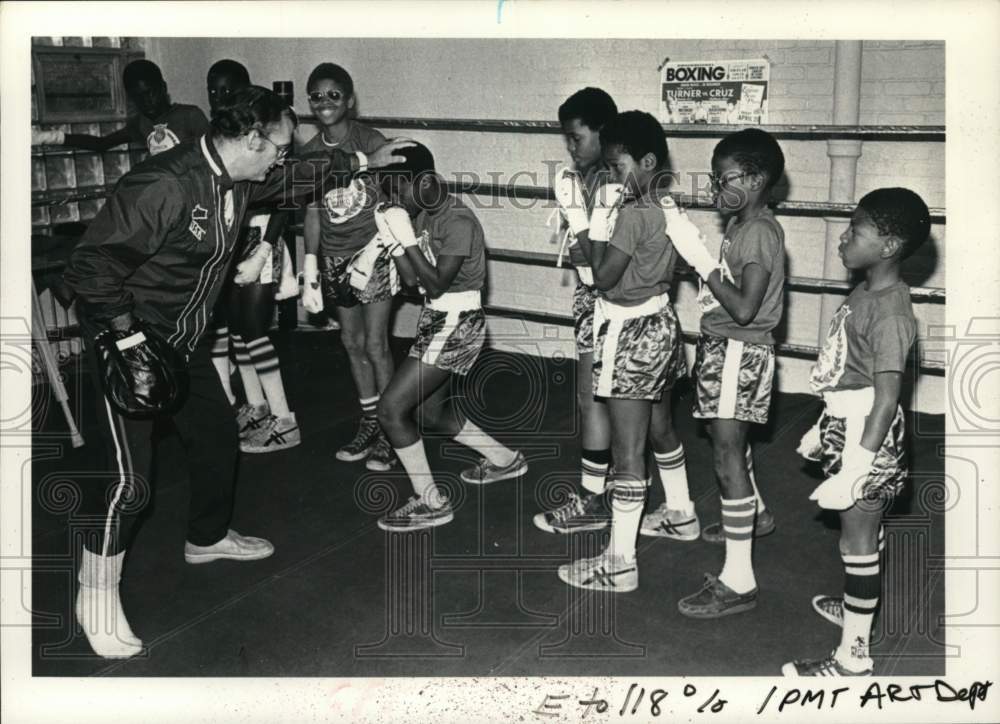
[299,63,400,471]
[665,128,786,618]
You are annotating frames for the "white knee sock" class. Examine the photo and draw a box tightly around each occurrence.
[246,335,290,418]
[718,495,757,593]
[608,477,647,561]
[232,335,266,408]
[655,445,693,513]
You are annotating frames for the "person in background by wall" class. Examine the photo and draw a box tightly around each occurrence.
[300,62,400,471]
[32,59,209,156]
[205,59,302,453]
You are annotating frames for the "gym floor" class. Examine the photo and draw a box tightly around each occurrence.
[31,327,946,677]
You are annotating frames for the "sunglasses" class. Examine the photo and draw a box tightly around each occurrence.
[307,90,347,104]
[258,131,291,162]
[709,171,748,189]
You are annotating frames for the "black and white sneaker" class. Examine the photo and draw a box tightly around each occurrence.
[459,450,528,485]
[236,403,270,441]
[337,416,379,462]
[377,496,454,532]
[241,413,301,453]
[533,492,610,534]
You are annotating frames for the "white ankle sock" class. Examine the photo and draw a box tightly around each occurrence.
[76,549,142,658]
[453,420,516,466]
[394,439,445,506]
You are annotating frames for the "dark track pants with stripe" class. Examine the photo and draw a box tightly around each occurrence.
[81,336,239,556]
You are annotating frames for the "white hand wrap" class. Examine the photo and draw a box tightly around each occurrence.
[553,167,590,235]
[302,253,324,314]
[588,183,624,243]
[660,196,718,281]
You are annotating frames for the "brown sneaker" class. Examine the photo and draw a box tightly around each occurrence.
[677,573,758,619]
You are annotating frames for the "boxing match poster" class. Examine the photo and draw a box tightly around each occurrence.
[659,58,770,125]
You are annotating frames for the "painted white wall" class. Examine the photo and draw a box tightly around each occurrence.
[146,37,945,412]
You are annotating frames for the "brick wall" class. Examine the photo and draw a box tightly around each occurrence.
[149,37,945,412]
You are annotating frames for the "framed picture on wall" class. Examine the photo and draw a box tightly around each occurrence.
[32,45,142,123]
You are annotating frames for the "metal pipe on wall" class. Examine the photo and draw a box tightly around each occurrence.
[818,41,864,342]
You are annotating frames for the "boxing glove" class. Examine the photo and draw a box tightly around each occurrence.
[809,443,877,510]
[93,319,188,419]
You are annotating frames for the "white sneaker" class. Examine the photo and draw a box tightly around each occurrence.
[184,529,274,564]
[640,503,701,541]
[557,550,638,593]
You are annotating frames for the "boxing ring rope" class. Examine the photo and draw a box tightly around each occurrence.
[31,119,947,380]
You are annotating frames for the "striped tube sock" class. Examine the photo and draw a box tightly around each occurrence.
[718,495,757,593]
[746,444,767,514]
[836,551,880,671]
[210,326,235,404]
[608,477,647,560]
[360,395,380,420]
[232,334,266,407]
[878,525,886,553]
[654,445,693,513]
[580,447,610,494]
[247,335,290,418]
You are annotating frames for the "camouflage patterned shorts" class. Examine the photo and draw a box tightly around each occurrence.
[408,306,486,376]
[572,281,600,356]
[820,404,907,499]
[321,252,395,308]
[592,302,687,400]
[693,334,775,424]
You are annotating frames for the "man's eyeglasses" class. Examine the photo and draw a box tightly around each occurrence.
[258,131,291,162]
[709,171,748,189]
[307,90,345,104]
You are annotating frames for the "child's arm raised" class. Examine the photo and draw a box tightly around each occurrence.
[380,207,467,299]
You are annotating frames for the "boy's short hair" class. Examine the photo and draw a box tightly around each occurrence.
[208,59,250,86]
[558,87,618,131]
[599,110,668,169]
[211,85,297,138]
[377,142,436,194]
[713,128,785,191]
[123,59,164,90]
[306,63,355,97]
[857,187,931,259]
